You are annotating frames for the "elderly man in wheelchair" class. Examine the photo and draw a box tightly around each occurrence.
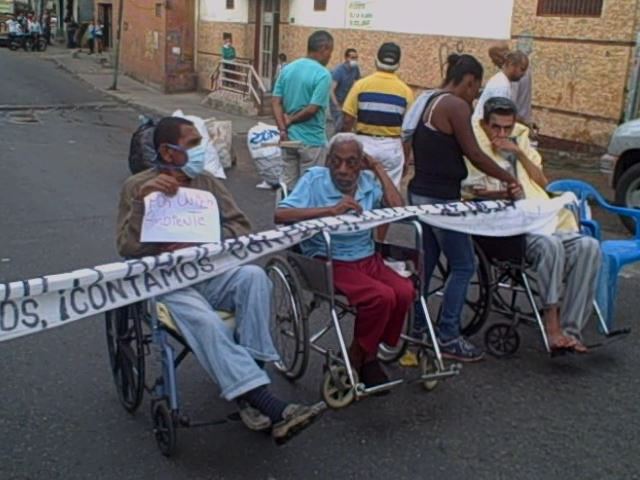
[463,96,602,353]
[274,133,415,388]
[116,116,324,445]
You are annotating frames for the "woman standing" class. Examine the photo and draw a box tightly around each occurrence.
[408,54,521,362]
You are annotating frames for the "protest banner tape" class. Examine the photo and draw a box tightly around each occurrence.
[0,196,573,343]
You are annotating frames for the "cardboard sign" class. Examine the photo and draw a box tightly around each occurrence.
[141,188,221,244]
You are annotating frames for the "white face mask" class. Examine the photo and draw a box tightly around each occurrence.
[349,60,358,68]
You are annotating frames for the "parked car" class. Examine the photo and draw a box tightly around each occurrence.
[600,118,640,233]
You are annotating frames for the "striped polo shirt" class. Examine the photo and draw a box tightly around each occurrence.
[342,71,414,137]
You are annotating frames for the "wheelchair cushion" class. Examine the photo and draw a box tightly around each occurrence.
[473,234,527,264]
[156,302,236,332]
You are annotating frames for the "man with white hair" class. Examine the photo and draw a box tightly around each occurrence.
[275,133,414,388]
[341,42,414,187]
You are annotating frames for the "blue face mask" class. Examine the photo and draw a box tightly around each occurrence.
[166,143,207,178]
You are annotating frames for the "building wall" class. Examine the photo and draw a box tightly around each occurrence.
[287,0,514,39]
[279,24,502,92]
[511,0,639,146]
[97,0,166,89]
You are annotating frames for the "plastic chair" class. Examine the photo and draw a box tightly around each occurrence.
[547,179,640,330]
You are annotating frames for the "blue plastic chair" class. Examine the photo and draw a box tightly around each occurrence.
[547,179,640,331]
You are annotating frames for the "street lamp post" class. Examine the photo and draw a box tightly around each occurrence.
[109,0,124,91]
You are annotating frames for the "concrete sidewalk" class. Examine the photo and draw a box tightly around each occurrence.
[39,45,265,134]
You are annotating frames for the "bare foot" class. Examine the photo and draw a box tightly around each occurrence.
[566,335,589,354]
[548,332,577,350]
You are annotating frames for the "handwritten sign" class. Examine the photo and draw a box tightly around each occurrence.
[141,188,221,244]
[347,1,374,29]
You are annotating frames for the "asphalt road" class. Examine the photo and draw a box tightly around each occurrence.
[1,48,640,480]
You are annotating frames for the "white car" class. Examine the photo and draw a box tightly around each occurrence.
[600,118,640,233]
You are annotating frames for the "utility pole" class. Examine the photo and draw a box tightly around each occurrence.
[109,0,124,91]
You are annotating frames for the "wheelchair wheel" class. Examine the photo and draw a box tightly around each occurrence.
[105,303,146,413]
[321,365,358,409]
[266,255,309,380]
[485,323,520,358]
[430,245,492,337]
[151,400,177,457]
[419,351,439,392]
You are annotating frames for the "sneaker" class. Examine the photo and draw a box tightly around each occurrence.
[255,180,272,190]
[360,360,390,387]
[271,401,326,445]
[360,360,391,396]
[237,400,272,432]
[438,336,485,362]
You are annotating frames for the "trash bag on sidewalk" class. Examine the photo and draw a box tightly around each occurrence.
[247,122,283,187]
[204,119,234,169]
[172,110,226,179]
[128,115,156,174]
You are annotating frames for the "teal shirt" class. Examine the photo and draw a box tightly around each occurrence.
[278,167,383,261]
[273,58,331,147]
[222,44,236,60]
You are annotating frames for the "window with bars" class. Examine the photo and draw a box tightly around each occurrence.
[226,0,235,9]
[314,0,327,11]
[537,0,603,17]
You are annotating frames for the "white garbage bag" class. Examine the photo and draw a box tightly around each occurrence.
[247,122,283,187]
[204,118,234,169]
[172,110,225,179]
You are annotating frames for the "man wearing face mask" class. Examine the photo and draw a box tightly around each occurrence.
[117,117,325,444]
[330,48,361,132]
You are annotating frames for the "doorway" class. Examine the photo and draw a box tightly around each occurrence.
[98,3,112,48]
[258,0,280,91]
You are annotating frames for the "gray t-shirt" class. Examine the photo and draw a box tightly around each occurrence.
[332,63,361,104]
[511,69,532,124]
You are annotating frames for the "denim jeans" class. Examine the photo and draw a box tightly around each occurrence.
[409,192,476,341]
[159,265,280,401]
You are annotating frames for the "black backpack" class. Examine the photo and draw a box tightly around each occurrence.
[128,116,157,174]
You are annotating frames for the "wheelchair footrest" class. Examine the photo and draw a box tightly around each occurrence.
[606,328,631,338]
[585,328,631,350]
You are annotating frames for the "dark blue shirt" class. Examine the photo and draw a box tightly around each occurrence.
[332,63,361,104]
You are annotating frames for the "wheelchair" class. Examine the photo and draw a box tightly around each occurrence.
[105,298,235,456]
[430,233,629,358]
[265,219,461,409]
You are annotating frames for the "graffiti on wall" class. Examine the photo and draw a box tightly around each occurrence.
[438,40,466,79]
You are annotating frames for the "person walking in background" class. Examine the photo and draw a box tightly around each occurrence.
[330,48,360,132]
[94,20,104,54]
[87,19,96,54]
[221,33,236,61]
[487,44,534,128]
[221,33,237,89]
[341,42,413,187]
[64,14,78,48]
[275,53,288,80]
[272,30,334,189]
[473,50,529,121]
[42,11,52,45]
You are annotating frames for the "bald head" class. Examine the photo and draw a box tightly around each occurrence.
[503,50,529,82]
[488,45,510,68]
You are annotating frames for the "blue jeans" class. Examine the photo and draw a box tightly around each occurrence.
[159,265,280,401]
[409,192,476,341]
